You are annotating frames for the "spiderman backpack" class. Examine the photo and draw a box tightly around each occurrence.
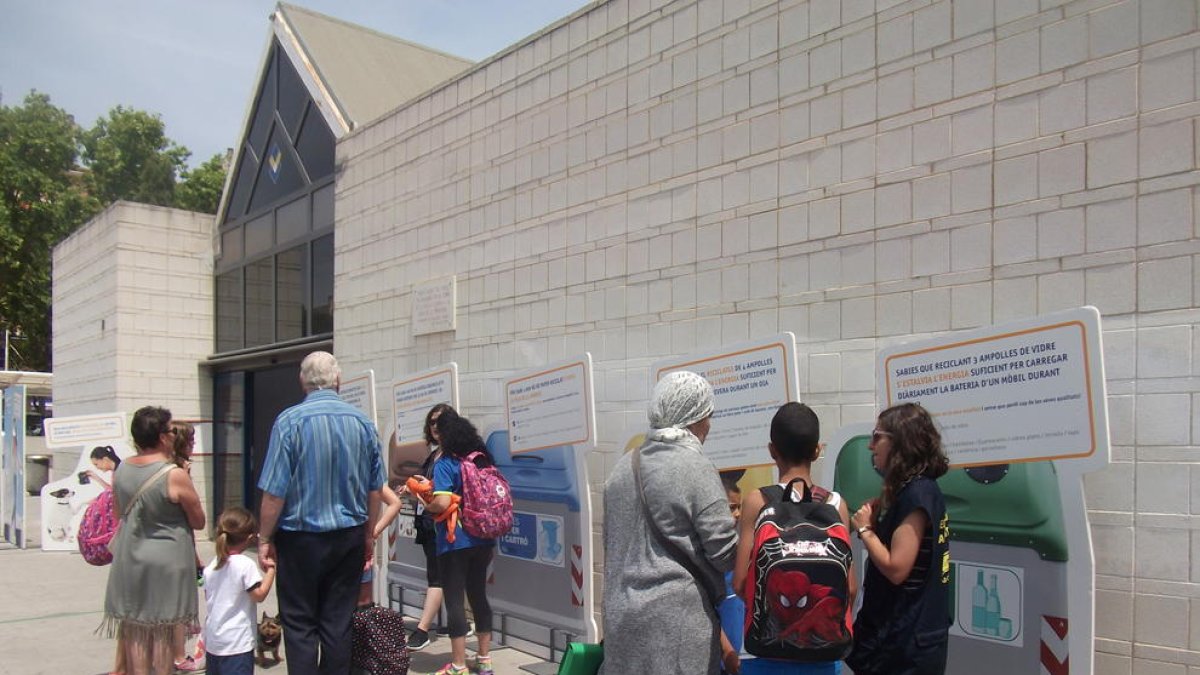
[743,477,854,662]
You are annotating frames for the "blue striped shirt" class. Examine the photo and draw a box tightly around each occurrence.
[258,389,385,532]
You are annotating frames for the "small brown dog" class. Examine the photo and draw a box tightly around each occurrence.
[256,612,283,666]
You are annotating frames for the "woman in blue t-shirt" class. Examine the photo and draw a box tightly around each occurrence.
[847,403,951,675]
[423,412,496,675]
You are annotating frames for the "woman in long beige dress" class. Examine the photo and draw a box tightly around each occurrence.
[101,406,205,675]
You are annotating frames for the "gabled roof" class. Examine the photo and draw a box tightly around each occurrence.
[275,3,474,131]
[216,3,473,223]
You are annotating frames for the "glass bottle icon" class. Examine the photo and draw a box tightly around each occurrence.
[985,573,1001,636]
[971,569,987,633]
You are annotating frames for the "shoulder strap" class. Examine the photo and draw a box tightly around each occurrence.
[121,463,175,519]
[631,447,720,606]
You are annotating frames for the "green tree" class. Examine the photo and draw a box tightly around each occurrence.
[81,105,190,207]
[0,92,99,370]
[175,151,228,214]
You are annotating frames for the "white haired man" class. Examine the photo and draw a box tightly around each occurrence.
[257,351,384,674]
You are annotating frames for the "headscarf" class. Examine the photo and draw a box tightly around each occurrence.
[647,371,715,443]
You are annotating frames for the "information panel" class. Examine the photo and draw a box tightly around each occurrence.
[412,276,457,335]
[2,386,26,548]
[652,334,799,470]
[391,364,459,444]
[878,307,1108,469]
[39,413,133,553]
[505,356,596,455]
[340,370,377,431]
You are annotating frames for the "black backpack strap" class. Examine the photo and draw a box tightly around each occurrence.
[631,447,721,606]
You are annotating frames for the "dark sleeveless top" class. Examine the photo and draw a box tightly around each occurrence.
[847,476,951,675]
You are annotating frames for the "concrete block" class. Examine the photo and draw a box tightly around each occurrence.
[876,292,914,336]
[912,285,950,331]
[954,44,995,97]
[811,93,843,137]
[913,173,952,220]
[952,104,994,155]
[953,0,993,39]
[843,137,877,181]
[995,153,1039,206]
[843,188,876,234]
[1039,144,1086,198]
[1141,50,1196,112]
[1090,0,1140,58]
[912,230,950,276]
[951,282,992,329]
[875,182,913,228]
[1132,458,1190,511]
[913,117,952,165]
[876,235,912,282]
[878,69,915,119]
[1040,81,1086,135]
[914,1,952,52]
[995,215,1038,265]
[780,253,810,295]
[1041,15,1088,72]
[878,13,914,65]
[1135,392,1192,445]
[915,57,953,107]
[995,94,1039,145]
[951,221,992,272]
[1138,188,1194,245]
[1140,121,1195,179]
[810,197,841,239]
[1088,67,1139,124]
[1141,0,1197,44]
[1092,522,1133,576]
[811,41,842,87]
[1088,130,1139,188]
[1134,591,1190,647]
[1132,530,1190,583]
[996,30,1040,85]
[1086,263,1137,316]
[843,27,877,77]
[1038,207,1086,258]
[1137,325,1193,379]
[993,275,1038,323]
[952,164,992,213]
[1038,270,1085,312]
[1138,257,1194,311]
[1086,198,1137,252]
[841,296,876,338]
[843,82,877,129]
[877,127,913,174]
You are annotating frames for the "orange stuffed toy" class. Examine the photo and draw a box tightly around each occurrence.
[406,476,461,543]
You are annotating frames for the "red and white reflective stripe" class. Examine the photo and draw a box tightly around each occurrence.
[388,521,398,561]
[570,544,584,607]
[1040,615,1068,675]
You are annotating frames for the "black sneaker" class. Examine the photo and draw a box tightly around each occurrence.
[434,623,475,637]
[409,628,431,651]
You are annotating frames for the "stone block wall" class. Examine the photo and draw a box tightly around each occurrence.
[53,201,216,516]
[335,1,1200,670]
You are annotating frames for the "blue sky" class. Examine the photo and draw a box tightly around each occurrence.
[0,0,591,167]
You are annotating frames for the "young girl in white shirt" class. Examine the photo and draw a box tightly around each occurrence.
[203,507,276,675]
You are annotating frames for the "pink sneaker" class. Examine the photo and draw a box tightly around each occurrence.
[173,655,206,672]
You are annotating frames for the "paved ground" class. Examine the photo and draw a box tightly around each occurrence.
[0,495,549,674]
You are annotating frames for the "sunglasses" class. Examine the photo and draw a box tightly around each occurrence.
[871,430,892,443]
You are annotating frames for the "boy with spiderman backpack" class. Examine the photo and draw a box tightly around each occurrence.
[733,403,856,674]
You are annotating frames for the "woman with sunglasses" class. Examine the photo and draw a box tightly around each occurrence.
[846,403,951,675]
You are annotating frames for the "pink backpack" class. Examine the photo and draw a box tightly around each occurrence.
[78,490,118,565]
[459,451,514,540]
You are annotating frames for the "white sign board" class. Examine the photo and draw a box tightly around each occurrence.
[505,356,596,454]
[340,370,378,431]
[878,307,1109,469]
[391,364,459,444]
[412,276,456,335]
[39,413,135,553]
[652,333,800,470]
[44,413,127,448]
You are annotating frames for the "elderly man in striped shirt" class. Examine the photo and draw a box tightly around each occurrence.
[258,351,385,674]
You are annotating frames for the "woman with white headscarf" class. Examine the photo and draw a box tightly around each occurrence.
[601,371,739,675]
